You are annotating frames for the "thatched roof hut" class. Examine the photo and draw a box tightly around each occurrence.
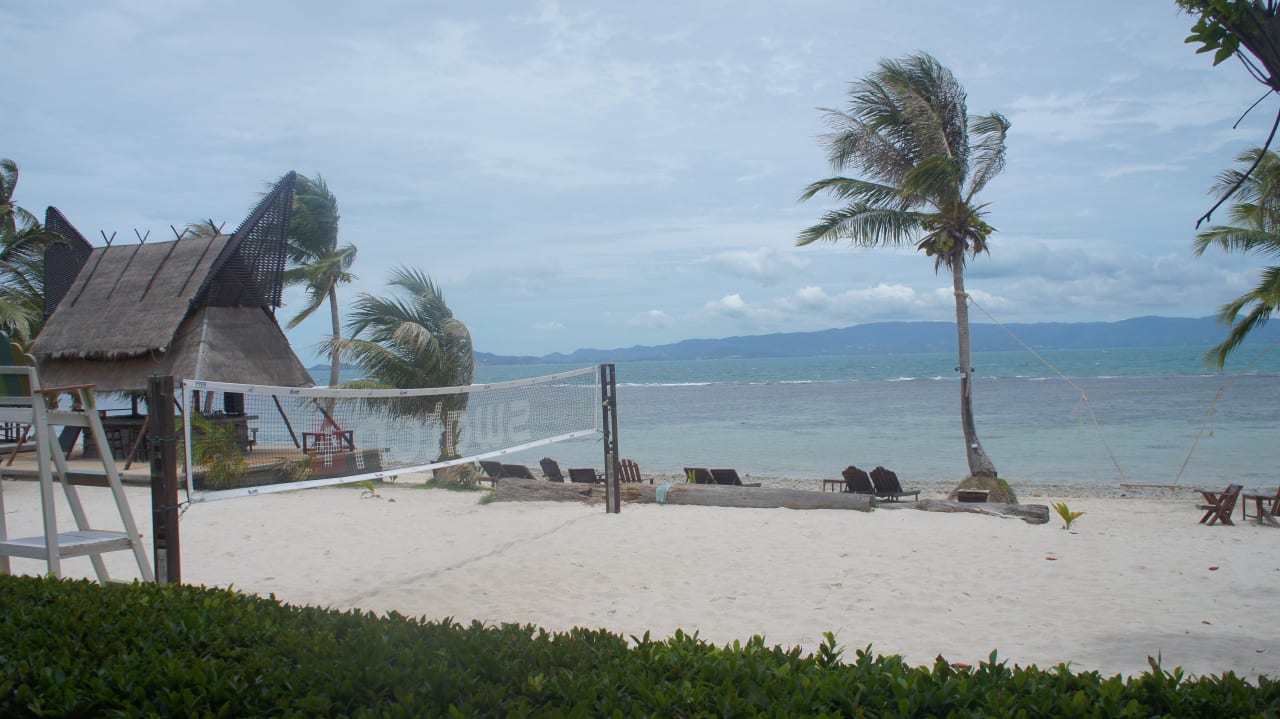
[31,172,315,393]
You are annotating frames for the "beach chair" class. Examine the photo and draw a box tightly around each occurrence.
[477,460,504,487]
[869,466,920,502]
[841,466,876,495]
[568,467,600,484]
[619,459,650,484]
[1197,484,1242,526]
[709,468,762,487]
[502,463,537,480]
[540,457,566,482]
[683,467,714,485]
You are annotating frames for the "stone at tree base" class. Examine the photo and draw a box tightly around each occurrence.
[950,474,1017,504]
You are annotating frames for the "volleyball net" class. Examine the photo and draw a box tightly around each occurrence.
[180,367,601,501]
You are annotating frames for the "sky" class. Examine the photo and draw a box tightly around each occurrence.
[4,1,1275,363]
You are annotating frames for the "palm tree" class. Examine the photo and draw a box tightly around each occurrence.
[797,52,1008,480]
[1194,147,1280,367]
[0,159,61,344]
[284,174,357,388]
[342,267,474,463]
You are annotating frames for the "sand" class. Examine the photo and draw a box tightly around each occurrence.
[1,477,1276,680]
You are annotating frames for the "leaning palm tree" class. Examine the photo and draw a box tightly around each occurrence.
[1194,147,1280,367]
[284,174,357,388]
[342,267,474,462]
[797,52,1008,481]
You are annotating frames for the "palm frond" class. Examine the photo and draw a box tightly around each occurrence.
[796,204,923,247]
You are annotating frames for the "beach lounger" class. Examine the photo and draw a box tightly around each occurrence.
[502,463,537,480]
[619,459,651,484]
[709,468,762,487]
[683,467,714,484]
[478,460,504,486]
[568,467,600,483]
[540,457,566,482]
[1197,483,1242,526]
[869,466,920,502]
[841,466,876,495]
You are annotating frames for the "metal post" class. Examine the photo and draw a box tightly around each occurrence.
[600,363,620,514]
[148,375,181,584]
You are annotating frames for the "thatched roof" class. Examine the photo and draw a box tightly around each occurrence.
[30,172,314,392]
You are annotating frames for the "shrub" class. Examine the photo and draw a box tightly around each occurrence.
[1,575,1276,717]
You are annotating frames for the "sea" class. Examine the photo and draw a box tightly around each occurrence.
[317,345,1280,498]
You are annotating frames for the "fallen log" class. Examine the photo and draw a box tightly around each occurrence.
[910,498,1050,525]
[491,479,872,511]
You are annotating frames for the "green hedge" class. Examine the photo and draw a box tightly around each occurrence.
[1,574,1276,717]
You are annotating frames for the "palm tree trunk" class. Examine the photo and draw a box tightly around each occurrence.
[327,287,342,389]
[952,258,998,477]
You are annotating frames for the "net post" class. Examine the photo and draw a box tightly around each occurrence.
[600,363,620,514]
[148,374,181,584]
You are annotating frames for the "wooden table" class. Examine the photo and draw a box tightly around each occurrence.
[302,430,355,454]
[1242,491,1278,522]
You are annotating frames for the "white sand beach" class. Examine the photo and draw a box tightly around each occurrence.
[2,477,1276,680]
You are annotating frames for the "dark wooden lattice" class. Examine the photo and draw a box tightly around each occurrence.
[43,206,95,319]
[197,171,295,311]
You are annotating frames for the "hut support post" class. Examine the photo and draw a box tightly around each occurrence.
[600,363,620,515]
[148,375,181,584]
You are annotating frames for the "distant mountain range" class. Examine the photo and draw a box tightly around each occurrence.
[473,316,1280,366]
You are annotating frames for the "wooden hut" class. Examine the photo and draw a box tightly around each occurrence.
[30,172,314,392]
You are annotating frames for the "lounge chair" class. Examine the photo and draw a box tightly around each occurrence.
[568,467,600,483]
[683,467,714,485]
[502,463,537,480]
[478,460,504,486]
[869,466,920,502]
[1198,484,1242,526]
[619,459,651,484]
[540,457,566,482]
[841,466,876,495]
[709,468,762,487]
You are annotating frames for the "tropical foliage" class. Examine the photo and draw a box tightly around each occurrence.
[797,52,1007,478]
[0,159,61,345]
[342,266,474,461]
[1194,147,1280,365]
[285,174,357,388]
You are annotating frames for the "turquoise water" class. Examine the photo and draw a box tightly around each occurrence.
[314,344,1280,495]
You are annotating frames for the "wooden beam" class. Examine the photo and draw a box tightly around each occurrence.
[491,478,873,511]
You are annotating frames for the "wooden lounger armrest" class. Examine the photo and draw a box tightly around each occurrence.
[32,383,96,394]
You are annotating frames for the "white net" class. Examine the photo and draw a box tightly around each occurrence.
[180,367,601,501]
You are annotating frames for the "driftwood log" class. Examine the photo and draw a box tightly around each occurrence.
[908,498,1050,525]
[490,479,872,511]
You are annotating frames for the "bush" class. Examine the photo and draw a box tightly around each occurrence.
[1,575,1276,717]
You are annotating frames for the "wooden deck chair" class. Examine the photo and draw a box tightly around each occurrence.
[619,459,651,484]
[568,467,599,484]
[709,468,762,487]
[683,467,713,484]
[842,466,876,495]
[501,463,536,480]
[477,460,504,487]
[1198,484,1242,526]
[869,466,920,502]
[540,457,566,482]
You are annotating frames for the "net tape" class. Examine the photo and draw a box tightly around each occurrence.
[181,367,600,501]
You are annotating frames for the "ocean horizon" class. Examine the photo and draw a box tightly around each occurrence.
[316,344,1280,497]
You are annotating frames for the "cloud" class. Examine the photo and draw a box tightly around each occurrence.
[702,247,809,285]
[532,320,566,332]
[629,309,674,328]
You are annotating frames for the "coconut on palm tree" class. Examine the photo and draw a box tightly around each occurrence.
[797,52,1008,492]
[1194,147,1280,367]
[342,266,474,469]
[285,174,357,388]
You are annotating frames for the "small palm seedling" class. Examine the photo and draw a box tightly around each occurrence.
[1052,502,1084,530]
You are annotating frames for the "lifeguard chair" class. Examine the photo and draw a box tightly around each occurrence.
[0,349,153,583]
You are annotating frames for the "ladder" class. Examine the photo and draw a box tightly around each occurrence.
[0,364,154,583]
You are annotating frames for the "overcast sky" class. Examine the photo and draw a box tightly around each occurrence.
[4,1,1273,362]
